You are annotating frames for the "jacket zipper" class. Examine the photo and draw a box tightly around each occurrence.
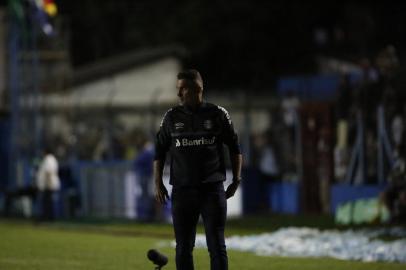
[191,114,196,132]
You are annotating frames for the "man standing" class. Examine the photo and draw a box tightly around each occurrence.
[154,69,243,270]
[36,147,60,221]
[134,132,155,221]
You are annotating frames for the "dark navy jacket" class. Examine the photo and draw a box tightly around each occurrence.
[154,102,241,187]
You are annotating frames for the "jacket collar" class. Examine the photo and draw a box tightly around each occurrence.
[179,101,207,114]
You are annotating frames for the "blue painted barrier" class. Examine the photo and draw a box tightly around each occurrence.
[330,183,387,213]
[270,182,300,214]
[242,168,267,214]
[277,72,363,101]
[242,167,301,214]
[277,74,340,100]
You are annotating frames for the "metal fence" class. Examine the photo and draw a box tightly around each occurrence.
[76,161,134,218]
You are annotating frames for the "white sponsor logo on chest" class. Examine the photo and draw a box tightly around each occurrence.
[175,137,216,147]
[175,122,184,129]
[203,120,213,130]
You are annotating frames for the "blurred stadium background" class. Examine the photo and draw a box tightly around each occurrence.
[0,1,406,269]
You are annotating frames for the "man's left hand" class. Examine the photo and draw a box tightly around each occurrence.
[226,180,240,199]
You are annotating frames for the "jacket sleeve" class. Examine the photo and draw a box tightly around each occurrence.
[154,109,172,161]
[218,106,241,155]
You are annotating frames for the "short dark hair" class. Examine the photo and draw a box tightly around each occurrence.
[177,69,203,88]
[43,146,53,155]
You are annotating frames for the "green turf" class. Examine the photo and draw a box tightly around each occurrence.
[7,214,326,239]
[1,219,405,270]
[40,213,397,237]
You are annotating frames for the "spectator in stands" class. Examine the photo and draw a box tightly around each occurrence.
[391,114,404,150]
[280,91,300,176]
[281,90,299,130]
[334,73,352,182]
[252,131,280,211]
[36,147,61,221]
[365,128,378,183]
[259,133,280,183]
[133,132,155,221]
[3,185,37,218]
[381,154,406,223]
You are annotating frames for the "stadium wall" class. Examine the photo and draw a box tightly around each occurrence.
[0,119,10,190]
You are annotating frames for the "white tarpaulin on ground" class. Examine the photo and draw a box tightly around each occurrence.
[178,227,406,263]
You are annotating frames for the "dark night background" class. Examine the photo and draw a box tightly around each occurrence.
[3,1,406,89]
[58,1,406,89]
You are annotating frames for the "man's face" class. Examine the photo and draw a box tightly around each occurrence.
[176,79,202,106]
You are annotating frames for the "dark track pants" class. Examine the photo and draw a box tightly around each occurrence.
[171,182,228,270]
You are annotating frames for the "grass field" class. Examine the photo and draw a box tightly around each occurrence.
[0,216,405,270]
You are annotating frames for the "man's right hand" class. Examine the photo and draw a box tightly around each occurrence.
[155,181,169,204]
